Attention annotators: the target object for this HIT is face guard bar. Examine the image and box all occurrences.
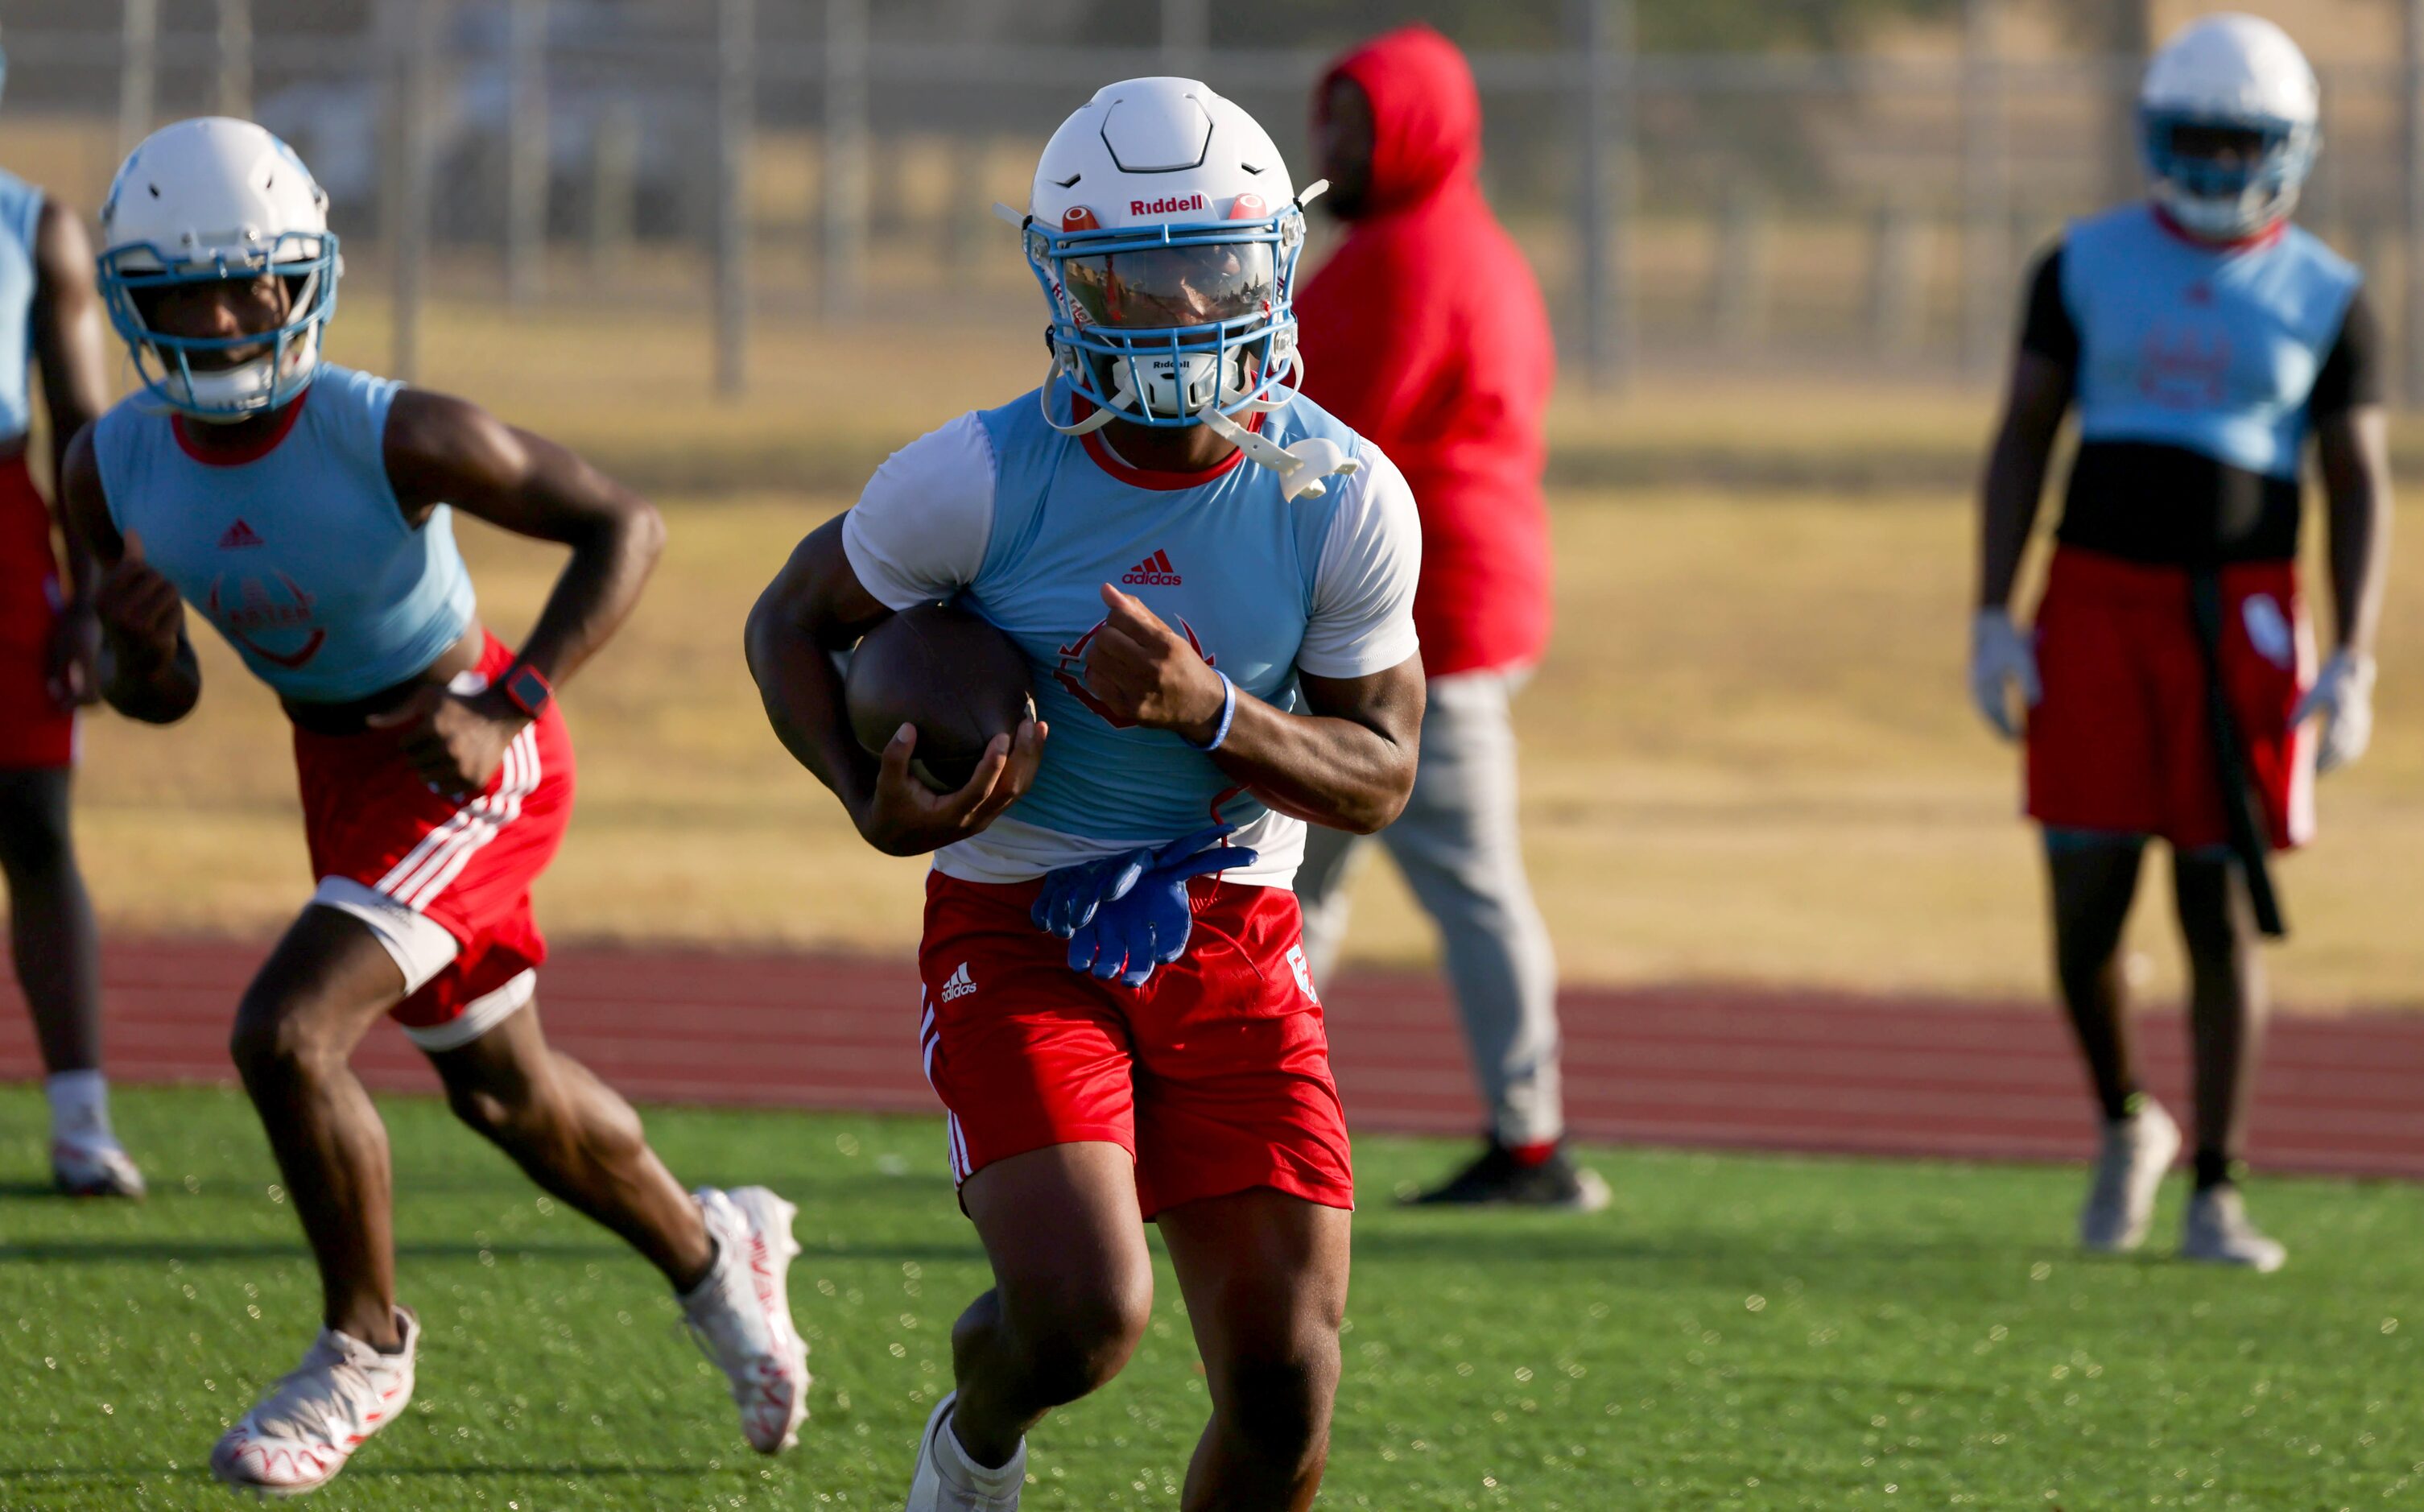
[97,229,340,420]
[1006,188,1323,432]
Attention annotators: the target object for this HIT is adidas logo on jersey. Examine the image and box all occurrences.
[940,962,977,1002]
[1121,550,1182,587]
[217,518,265,550]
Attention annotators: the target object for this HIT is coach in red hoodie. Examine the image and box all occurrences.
[1294,25,1598,1211]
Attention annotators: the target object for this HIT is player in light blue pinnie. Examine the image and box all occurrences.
[749,75,1426,1511]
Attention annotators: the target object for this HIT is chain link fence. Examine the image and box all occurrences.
[7,0,2424,398]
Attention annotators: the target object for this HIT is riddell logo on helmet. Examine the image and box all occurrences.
[1131,193,1207,216]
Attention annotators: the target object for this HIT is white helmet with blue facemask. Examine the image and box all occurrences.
[2140,14,2320,242]
[97,118,340,421]
[1002,76,1357,500]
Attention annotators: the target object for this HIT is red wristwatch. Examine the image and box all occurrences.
[499,662,554,721]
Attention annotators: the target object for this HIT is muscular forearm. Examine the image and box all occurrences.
[104,638,200,724]
[744,589,878,819]
[1208,692,1418,836]
[512,507,664,689]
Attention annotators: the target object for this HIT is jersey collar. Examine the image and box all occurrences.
[1072,396,1261,492]
[2149,202,2288,254]
[172,386,311,468]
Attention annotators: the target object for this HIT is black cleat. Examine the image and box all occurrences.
[1403,1138,1610,1212]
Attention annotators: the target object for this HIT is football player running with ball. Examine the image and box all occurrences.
[67,120,809,1494]
[1973,17,2390,1272]
[749,78,1423,1512]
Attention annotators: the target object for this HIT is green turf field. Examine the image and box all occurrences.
[2,1087,2418,1509]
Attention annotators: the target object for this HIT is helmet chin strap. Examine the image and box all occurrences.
[1036,361,1120,437]
[1195,351,1359,502]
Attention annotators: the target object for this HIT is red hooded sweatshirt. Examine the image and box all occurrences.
[1295,25,1555,677]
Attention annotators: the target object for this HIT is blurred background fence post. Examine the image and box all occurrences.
[22,2,2424,400]
[715,0,754,396]
[384,0,441,384]
[1161,0,1209,73]
[2406,0,2424,403]
[1960,0,2007,382]
[1869,199,1929,358]
[821,0,869,324]
[214,0,251,121]
[116,0,155,158]
[1573,0,1636,392]
[506,0,547,309]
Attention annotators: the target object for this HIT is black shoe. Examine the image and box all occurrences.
[1404,1139,1611,1211]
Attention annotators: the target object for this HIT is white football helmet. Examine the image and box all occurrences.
[2140,14,2319,241]
[1004,77,1355,498]
[97,118,340,420]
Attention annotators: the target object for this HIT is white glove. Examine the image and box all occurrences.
[2293,648,2376,774]
[1969,608,2040,742]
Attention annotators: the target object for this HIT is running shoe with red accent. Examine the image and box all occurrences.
[210,1307,418,1496]
[51,1137,146,1199]
[683,1186,811,1453]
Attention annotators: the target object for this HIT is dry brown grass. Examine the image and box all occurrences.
[22,267,2422,1008]
[67,473,2424,1010]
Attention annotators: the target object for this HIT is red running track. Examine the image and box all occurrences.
[4,938,2421,1180]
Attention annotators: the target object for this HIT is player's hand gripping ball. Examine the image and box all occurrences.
[846,605,1038,790]
[1034,824,1257,988]
[844,604,1047,856]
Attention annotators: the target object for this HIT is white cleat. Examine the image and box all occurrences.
[2078,1099,2180,1254]
[2181,1186,2287,1273]
[51,1137,146,1199]
[683,1186,811,1454]
[210,1308,418,1497]
[907,1391,1026,1511]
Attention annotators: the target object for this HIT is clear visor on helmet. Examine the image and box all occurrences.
[1063,242,1275,336]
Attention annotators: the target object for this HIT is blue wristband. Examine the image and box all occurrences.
[1191,672,1237,753]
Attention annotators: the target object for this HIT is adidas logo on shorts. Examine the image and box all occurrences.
[941,962,977,1002]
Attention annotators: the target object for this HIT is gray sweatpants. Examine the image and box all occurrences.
[1295,668,1564,1146]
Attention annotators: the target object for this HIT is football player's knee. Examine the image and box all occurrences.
[1010,1270,1153,1403]
[228,1004,346,1084]
[1214,1341,1340,1467]
[444,1075,565,1155]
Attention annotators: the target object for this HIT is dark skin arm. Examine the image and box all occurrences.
[1079,580,1422,834]
[744,516,1046,857]
[58,424,204,725]
[2310,403,2393,659]
[1976,350,2073,613]
[31,199,112,707]
[372,389,666,795]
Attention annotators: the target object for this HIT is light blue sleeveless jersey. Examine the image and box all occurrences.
[965,391,1360,848]
[2063,204,2361,481]
[0,171,44,444]
[92,365,477,702]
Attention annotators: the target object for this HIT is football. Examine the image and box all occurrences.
[844,603,1038,792]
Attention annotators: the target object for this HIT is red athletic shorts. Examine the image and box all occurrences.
[294,633,574,1043]
[2027,546,2314,852]
[917,872,1354,1220]
[0,453,75,770]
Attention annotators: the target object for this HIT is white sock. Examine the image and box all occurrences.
[46,1070,116,1146]
[936,1405,1026,1497]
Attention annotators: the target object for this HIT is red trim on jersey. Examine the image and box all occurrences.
[172,386,310,467]
[2148,202,2289,254]
[1072,396,1261,492]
